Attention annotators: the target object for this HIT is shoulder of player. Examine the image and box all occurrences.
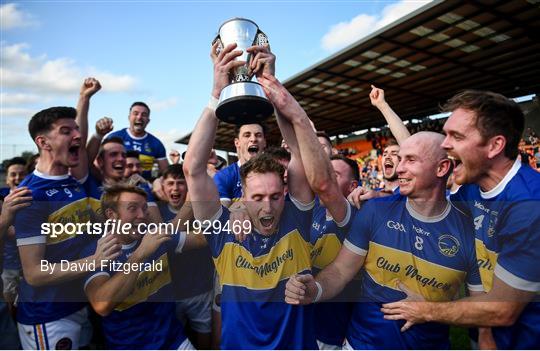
[106,128,126,138]
[214,163,237,179]
[507,166,540,200]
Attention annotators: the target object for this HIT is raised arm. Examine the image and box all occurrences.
[71,77,101,180]
[260,73,325,206]
[369,85,410,145]
[87,117,114,179]
[184,42,244,221]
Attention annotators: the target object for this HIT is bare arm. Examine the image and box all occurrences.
[85,231,170,316]
[0,188,32,241]
[382,275,534,328]
[157,159,169,174]
[18,234,120,287]
[87,117,114,178]
[258,73,314,205]
[71,78,101,180]
[369,85,410,145]
[184,42,245,221]
[285,246,365,304]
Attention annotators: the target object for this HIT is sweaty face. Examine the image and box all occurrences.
[124,157,142,178]
[331,159,357,197]
[396,139,440,199]
[242,172,285,236]
[41,119,82,169]
[442,108,490,186]
[100,143,127,181]
[163,176,187,208]
[129,105,150,136]
[234,124,266,164]
[382,145,400,181]
[6,164,26,189]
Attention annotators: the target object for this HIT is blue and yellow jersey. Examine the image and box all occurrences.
[213,161,242,203]
[159,202,214,299]
[83,233,187,349]
[14,170,93,324]
[345,193,482,349]
[451,159,540,349]
[106,128,166,179]
[206,194,317,349]
[310,201,359,346]
[1,187,22,271]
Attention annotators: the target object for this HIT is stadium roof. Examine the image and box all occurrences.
[176,0,540,152]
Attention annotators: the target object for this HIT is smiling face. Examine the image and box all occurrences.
[6,164,26,189]
[442,108,490,185]
[124,157,142,178]
[99,142,127,181]
[234,124,266,164]
[382,144,400,181]
[396,133,448,199]
[128,104,150,137]
[242,172,285,236]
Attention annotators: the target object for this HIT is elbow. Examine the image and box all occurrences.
[91,301,113,317]
[182,156,204,178]
[494,308,520,327]
[182,162,194,179]
[23,271,47,287]
[310,177,332,196]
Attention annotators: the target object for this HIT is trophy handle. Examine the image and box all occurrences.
[212,36,224,56]
[255,31,269,47]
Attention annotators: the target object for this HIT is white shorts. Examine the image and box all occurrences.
[175,290,212,334]
[18,307,88,350]
[317,339,343,350]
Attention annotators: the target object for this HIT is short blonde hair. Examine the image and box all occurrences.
[100,182,147,214]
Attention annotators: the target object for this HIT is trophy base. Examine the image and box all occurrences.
[216,82,274,124]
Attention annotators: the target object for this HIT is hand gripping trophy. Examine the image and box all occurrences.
[212,18,274,124]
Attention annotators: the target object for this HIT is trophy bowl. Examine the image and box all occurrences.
[213,18,274,124]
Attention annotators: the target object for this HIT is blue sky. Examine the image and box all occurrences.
[1,0,431,161]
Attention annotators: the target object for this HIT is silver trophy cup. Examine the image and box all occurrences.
[213,18,274,124]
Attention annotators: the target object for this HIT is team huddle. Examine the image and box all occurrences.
[0,41,539,350]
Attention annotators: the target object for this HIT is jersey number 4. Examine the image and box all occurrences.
[474,215,484,230]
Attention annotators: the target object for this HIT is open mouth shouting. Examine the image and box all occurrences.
[384,160,395,174]
[247,145,259,157]
[448,154,463,174]
[112,162,125,174]
[133,121,145,132]
[68,143,80,161]
[259,214,275,231]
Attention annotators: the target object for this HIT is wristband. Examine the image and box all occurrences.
[207,96,219,112]
[314,281,323,303]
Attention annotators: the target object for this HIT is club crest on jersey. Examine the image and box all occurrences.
[487,211,498,237]
[438,234,460,257]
